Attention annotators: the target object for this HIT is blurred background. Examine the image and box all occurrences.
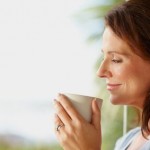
[0,0,139,149]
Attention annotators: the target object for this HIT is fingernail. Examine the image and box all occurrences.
[57,93,61,98]
[53,99,57,106]
[58,93,62,96]
[53,99,57,102]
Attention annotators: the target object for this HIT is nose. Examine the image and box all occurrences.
[96,60,112,78]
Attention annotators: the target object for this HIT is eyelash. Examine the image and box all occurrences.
[111,59,122,63]
[101,54,123,63]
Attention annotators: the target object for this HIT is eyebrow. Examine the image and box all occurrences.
[101,49,130,56]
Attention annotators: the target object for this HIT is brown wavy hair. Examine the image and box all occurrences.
[104,0,150,137]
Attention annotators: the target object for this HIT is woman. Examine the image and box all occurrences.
[54,0,150,149]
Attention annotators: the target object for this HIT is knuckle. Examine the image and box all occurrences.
[65,104,71,111]
[54,114,59,121]
[57,107,64,114]
[70,120,83,131]
[67,125,74,133]
[75,120,83,129]
[54,119,59,124]
[61,132,70,142]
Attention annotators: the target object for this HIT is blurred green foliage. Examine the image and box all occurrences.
[74,0,124,44]
[0,142,63,150]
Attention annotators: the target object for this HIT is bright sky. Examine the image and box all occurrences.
[0,0,102,143]
[0,0,101,102]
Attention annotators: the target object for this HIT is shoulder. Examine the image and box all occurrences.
[114,127,141,150]
[141,138,150,150]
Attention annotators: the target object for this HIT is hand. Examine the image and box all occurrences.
[54,94,101,150]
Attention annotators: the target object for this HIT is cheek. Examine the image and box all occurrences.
[112,62,143,80]
[119,65,149,96]
[112,65,130,80]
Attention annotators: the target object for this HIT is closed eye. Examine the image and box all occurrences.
[112,59,122,63]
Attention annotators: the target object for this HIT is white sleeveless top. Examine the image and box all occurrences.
[114,127,150,150]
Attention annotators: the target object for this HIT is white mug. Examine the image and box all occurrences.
[63,93,103,122]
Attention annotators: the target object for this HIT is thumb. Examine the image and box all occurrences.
[91,99,101,130]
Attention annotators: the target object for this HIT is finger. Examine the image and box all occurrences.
[54,113,64,129]
[54,114,65,138]
[91,99,101,130]
[54,100,71,124]
[58,94,83,121]
[54,113,63,126]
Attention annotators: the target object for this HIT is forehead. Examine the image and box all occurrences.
[102,27,133,55]
[102,27,150,63]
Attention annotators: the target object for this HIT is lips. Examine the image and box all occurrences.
[106,83,122,90]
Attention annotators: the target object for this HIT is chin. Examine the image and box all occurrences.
[109,95,125,105]
[110,99,120,105]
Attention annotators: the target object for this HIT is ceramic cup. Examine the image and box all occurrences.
[62,93,103,122]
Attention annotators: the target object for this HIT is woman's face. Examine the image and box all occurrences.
[97,27,150,109]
